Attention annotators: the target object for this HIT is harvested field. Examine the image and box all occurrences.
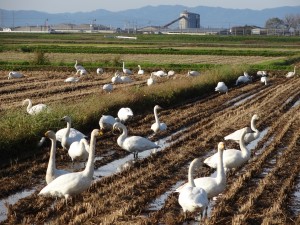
[1,68,300,224]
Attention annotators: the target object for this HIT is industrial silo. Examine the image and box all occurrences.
[179,10,200,29]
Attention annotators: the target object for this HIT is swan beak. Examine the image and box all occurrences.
[98,130,103,136]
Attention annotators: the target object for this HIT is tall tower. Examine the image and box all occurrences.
[179,10,200,29]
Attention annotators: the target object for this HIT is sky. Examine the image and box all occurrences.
[1,0,300,13]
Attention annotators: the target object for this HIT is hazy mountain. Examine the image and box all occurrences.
[0,5,299,29]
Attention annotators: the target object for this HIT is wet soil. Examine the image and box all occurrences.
[1,70,300,225]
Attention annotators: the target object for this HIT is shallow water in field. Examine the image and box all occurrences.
[0,189,36,222]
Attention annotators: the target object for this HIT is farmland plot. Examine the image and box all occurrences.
[1,72,300,224]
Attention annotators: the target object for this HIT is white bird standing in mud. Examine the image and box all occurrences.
[44,130,70,184]
[122,61,133,75]
[74,60,86,75]
[113,122,159,159]
[39,129,102,200]
[178,158,209,220]
[22,99,48,115]
[138,65,144,75]
[151,105,167,133]
[286,66,297,78]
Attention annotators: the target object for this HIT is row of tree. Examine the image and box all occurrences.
[265,14,300,29]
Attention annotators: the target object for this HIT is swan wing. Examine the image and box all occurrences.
[56,128,86,143]
[123,136,159,152]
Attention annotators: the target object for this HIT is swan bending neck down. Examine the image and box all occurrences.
[45,130,69,184]
[205,128,250,170]
[39,129,102,200]
[177,142,226,201]
[113,122,159,159]
[178,158,209,220]
[151,105,167,133]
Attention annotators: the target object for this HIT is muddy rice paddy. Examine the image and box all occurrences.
[0,69,300,224]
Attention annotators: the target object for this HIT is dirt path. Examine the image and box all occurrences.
[1,73,300,224]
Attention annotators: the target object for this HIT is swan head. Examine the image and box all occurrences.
[218,142,225,151]
[45,130,56,139]
[112,122,125,134]
[91,129,103,138]
[252,114,259,120]
[22,99,30,106]
[61,115,71,123]
[155,105,163,110]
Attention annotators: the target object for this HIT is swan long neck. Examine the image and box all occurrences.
[216,147,225,184]
[25,100,32,112]
[119,124,128,141]
[83,133,96,178]
[154,107,160,124]
[65,120,71,138]
[240,130,249,158]
[251,118,258,133]
[188,159,198,187]
[47,136,56,174]
[123,62,125,69]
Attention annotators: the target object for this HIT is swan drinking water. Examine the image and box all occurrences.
[39,129,102,200]
[22,99,48,115]
[224,114,260,144]
[151,105,167,133]
[113,122,159,159]
[44,130,70,184]
[178,158,209,220]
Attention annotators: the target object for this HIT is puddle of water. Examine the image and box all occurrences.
[290,174,300,214]
[292,99,300,108]
[0,189,36,222]
[147,181,185,211]
[233,93,257,106]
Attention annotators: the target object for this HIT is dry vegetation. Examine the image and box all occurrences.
[1,66,300,224]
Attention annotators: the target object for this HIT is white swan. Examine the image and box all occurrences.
[44,130,69,184]
[22,99,48,115]
[257,71,267,76]
[74,60,85,75]
[68,138,89,162]
[205,128,250,170]
[96,67,104,74]
[99,115,119,131]
[151,105,167,133]
[8,71,24,79]
[122,61,133,75]
[103,83,113,93]
[120,76,133,83]
[147,73,155,86]
[177,142,226,200]
[260,76,268,85]
[64,77,80,83]
[286,66,297,78]
[224,114,260,144]
[152,70,167,77]
[178,158,209,220]
[236,72,252,85]
[117,107,133,123]
[215,81,228,94]
[57,116,86,150]
[111,72,122,84]
[138,65,144,75]
[113,122,159,159]
[167,70,175,77]
[187,70,200,77]
[39,129,102,200]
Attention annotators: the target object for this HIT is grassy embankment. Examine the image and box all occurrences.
[0,33,300,166]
